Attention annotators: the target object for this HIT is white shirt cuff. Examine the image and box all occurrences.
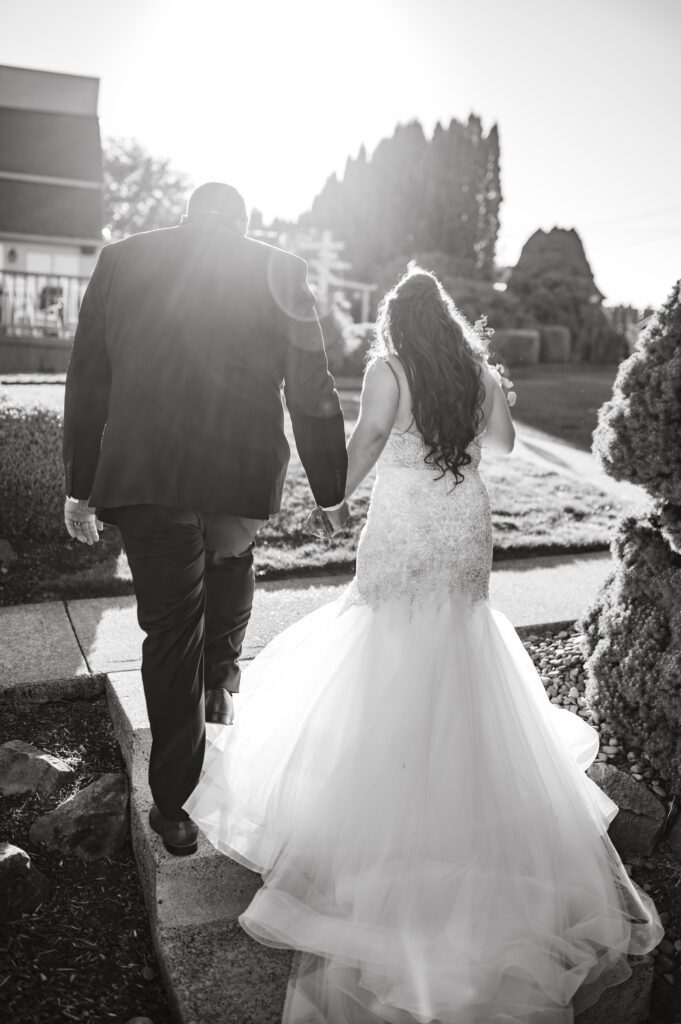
[320,500,345,511]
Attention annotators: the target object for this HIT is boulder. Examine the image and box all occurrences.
[586,762,665,857]
[29,772,129,862]
[0,739,74,797]
[0,842,52,923]
[0,538,18,573]
[660,811,681,862]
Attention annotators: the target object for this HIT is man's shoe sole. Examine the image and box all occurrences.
[149,808,199,856]
[206,711,231,725]
[161,836,198,856]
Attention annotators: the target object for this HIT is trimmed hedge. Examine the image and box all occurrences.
[539,326,571,363]
[580,279,681,792]
[580,513,681,794]
[490,329,540,367]
[0,397,64,543]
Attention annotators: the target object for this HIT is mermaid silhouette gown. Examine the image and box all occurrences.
[182,424,663,1024]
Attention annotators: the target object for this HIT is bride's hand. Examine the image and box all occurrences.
[305,506,333,539]
[489,362,516,407]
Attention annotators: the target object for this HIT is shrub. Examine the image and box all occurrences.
[489,328,540,367]
[579,279,681,793]
[0,397,64,543]
[580,514,681,793]
[592,283,681,501]
[340,322,374,377]
[539,326,571,363]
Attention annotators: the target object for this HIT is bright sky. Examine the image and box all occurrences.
[2,0,679,308]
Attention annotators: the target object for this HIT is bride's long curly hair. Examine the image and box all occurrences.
[369,265,489,485]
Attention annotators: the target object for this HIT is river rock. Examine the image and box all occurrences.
[29,772,129,861]
[0,739,74,797]
[660,810,681,863]
[0,842,52,923]
[0,538,18,572]
[586,762,665,857]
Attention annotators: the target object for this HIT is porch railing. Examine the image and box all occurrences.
[0,270,91,341]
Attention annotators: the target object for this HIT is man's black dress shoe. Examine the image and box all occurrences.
[149,803,198,856]
[205,687,234,725]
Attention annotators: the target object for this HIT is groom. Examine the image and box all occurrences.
[63,182,349,856]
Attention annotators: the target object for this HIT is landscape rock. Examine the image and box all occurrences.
[29,772,130,861]
[586,762,666,858]
[0,538,18,572]
[660,811,681,862]
[0,842,52,923]
[0,739,74,797]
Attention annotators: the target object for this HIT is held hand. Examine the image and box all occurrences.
[324,501,350,534]
[64,497,103,545]
[304,502,350,539]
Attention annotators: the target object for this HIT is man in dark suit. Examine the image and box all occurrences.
[63,182,348,856]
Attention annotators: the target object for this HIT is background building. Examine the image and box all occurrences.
[0,64,103,365]
[0,63,103,277]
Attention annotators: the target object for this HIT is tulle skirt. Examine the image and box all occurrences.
[182,587,664,1023]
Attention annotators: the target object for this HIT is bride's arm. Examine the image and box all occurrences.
[479,362,516,454]
[344,359,400,500]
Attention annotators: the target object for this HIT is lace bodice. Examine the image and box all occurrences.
[341,425,493,613]
[379,427,483,471]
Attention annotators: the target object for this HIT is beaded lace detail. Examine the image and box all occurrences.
[340,427,492,613]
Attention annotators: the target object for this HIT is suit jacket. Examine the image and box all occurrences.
[63,218,347,519]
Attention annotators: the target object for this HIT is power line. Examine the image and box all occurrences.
[592,226,681,248]
[584,204,681,228]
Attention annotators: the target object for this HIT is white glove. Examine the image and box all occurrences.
[64,497,103,545]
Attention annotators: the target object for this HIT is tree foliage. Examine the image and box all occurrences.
[300,115,502,286]
[102,137,193,240]
[580,279,681,795]
[507,227,624,362]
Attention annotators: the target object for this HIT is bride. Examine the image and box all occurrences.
[182,266,663,1023]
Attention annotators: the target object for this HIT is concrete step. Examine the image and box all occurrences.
[106,671,261,930]
[106,668,655,1023]
[156,919,293,1024]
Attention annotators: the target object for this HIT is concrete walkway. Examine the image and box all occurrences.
[1,551,615,695]
[513,421,649,510]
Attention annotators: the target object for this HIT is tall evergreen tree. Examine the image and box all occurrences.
[301,115,501,285]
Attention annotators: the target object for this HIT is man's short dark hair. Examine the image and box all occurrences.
[186,182,247,223]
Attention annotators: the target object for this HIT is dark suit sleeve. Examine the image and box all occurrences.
[275,254,347,508]
[63,247,112,499]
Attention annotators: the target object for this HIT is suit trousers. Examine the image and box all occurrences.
[111,504,264,821]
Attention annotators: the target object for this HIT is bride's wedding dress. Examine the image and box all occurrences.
[182,425,663,1024]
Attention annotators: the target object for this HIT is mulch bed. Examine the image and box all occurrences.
[0,697,173,1024]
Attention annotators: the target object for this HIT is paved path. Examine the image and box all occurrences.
[1,551,615,695]
[513,421,649,509]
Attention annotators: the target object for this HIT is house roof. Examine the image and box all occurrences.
[0,179,102,241]
[0,107,102,182]
[0,64,99,116]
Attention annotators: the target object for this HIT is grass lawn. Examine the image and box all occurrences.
[0,374,629,604]
[507,363,620,451]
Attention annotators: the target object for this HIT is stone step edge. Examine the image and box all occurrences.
[106,672,261,932]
